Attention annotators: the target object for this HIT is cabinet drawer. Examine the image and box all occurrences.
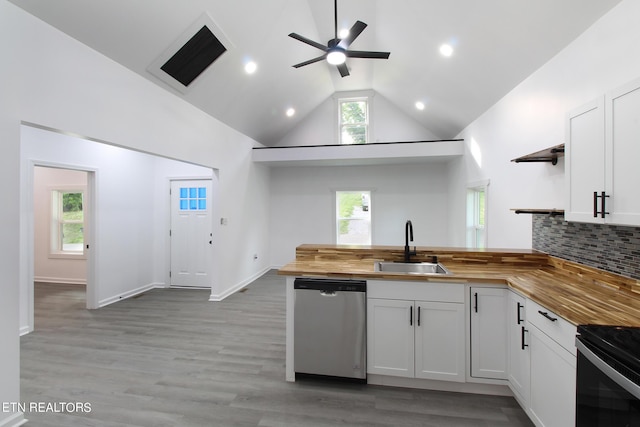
[526,299,576,355]
[367,280,464,303]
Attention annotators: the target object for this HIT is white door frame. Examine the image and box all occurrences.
[23,160,98,334]
[167,177,216,288]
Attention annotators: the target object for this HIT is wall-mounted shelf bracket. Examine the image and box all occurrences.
[511,144,565,165]
[511,209,565,216]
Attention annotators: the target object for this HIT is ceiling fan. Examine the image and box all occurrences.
[288,0,390,77]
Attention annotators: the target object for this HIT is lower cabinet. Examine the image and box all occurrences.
[526,300,577,427]
[470,287,508,380]
[367,296,465,382]
[507,290,530,405]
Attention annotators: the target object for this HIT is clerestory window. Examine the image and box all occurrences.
[339,98,369,144]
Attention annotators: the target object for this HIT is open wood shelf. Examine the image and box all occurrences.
[511,144,564,165]
[511,209,565,216]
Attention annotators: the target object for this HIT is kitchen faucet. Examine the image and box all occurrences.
[404,220,417,262]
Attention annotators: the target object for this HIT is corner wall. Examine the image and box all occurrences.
[1,1,270,423]
[449,0,640,249]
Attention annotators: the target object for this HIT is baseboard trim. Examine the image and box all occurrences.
[98,282,164,307]
[0,412,27,427]
[209,266,272,302]
[34,276,86,285]
[19,325,31,336]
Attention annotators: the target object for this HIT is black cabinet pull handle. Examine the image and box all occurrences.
[600,191,609,219]
[594,191,610,218]
[410,306,413,326]
[521,326,529,350]
[417,306,421,326]
[517,302,524,324]
[474,292,478,313]
[538,310,557,322]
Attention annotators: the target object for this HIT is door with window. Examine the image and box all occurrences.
[170,180,213,287]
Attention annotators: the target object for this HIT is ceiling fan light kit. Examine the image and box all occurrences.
[289,0,390,77]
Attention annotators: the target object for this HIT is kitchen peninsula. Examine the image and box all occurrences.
[279,244,640,427]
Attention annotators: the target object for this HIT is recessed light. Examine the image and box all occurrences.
[339,28,350,39]
[286,108,296,117]
[415,101,425,111]
[244,61,257,74]
[439,44,454,57]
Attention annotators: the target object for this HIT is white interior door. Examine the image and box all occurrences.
[170,179,213,288]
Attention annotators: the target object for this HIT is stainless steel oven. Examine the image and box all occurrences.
[576,325,640,426]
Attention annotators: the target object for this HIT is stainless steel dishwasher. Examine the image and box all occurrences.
[294,278,366,380]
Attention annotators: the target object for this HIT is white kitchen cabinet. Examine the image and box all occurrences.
[605,78,640,225]
[367,298,465,382]
[565,77,640,226]
[507,291,530,405]
[470,287,508,380]
[367,298,415,377]
[527,301,577,427]
[414,300,465,382]
[565,96,605,223]
[367,280,465,383]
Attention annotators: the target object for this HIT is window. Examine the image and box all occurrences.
[179,186,207,210]
[466,183,488,248]
[339,98,369,144]
[51,189,85,256]
[336,191,372,245]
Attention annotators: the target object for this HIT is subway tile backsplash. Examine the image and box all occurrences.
[532,214,640,280]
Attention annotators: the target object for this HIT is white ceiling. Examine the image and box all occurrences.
[9,0,622,146]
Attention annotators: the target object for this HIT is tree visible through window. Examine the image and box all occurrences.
[51,190,85,254]
[336,191,371,245]
[339,98,368,144]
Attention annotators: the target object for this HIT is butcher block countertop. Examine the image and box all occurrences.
[279,244,640,327]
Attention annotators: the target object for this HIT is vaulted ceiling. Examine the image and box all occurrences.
[9,0,621,146]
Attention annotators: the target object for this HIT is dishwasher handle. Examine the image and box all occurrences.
[320,291,337,297]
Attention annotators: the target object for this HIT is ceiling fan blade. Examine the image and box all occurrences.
[346,50,391,59]
[292,54,328,68]
[338,21,367,49]
[337,63,350,77]
[288,33,328,52]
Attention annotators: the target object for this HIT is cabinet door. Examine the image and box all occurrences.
[470,287,508,380]
[508,291,530,404]
[414,301,465,382]
[529,325,576,427]
[367,298,414,377]
[565,96,605,223]
[606,78,640,226]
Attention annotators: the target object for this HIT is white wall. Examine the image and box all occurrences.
[21,125,218,328]
[1,1,270,424]
[269,163,450,266]
[449,0,640,249]
[276,91,440,146]
[33,167,88,284]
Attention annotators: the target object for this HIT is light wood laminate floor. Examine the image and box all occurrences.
[21,271,533,426]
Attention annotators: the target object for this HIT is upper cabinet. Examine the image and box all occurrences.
[565,77,640,226]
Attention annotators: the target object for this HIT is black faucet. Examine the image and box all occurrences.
[404,220,417,262]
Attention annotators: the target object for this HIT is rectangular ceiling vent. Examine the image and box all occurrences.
[148,13,233,94]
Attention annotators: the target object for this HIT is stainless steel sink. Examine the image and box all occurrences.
[374,261,452,275]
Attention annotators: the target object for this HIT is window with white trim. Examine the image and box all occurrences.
[51,189,85,256]
[336,190,372,245]
[339,97,369,144]
[466,184,487,249]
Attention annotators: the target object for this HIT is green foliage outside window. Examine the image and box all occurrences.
[340,100,368,144]
[62,192,84,245]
